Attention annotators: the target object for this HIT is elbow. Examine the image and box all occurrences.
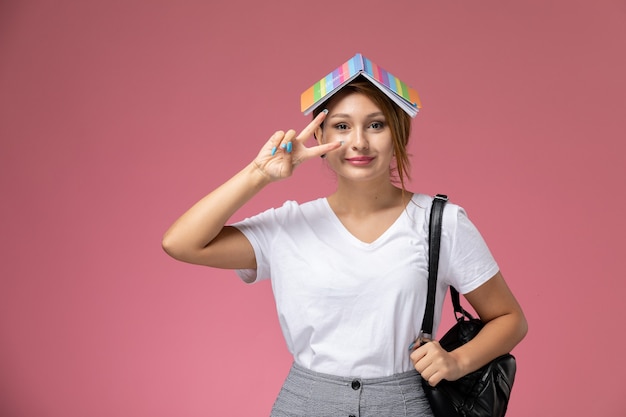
[518,313,529,342]
[509,308,529,346]
[161,231,207,265]
[161,232,186,261]
[161,233,176,258]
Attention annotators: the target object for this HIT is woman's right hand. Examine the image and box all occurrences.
[252,110,342,181]
[162,110,342,268]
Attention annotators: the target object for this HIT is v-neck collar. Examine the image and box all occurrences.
[321,194,414,248]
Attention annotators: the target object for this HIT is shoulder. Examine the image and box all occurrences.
[409,193,482,249]
[236,198,327,226]
[280,197,326,210]
[274,198,327,218]
[409,193,465,228]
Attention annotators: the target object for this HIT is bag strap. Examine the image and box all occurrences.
[420,194,448,340]
[450,284,476,321]
[421,195,478,341]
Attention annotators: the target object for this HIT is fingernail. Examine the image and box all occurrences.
[286,142,293,153]
[339,141,344,146]
[322,109,329,114]
[271,146,277,156]
[281,143,287,149]
[408,341,416,351]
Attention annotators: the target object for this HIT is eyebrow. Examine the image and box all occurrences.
[327,111,385,120]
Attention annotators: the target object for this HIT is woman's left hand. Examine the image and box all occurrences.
[410,341,466,387]
[411,273,528,387]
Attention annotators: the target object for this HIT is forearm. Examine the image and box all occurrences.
[161,161,271,260]
[162,114,338,265]
[450,309,528,377]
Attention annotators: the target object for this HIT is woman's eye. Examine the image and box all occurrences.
[369,121,385,129]
[335,123,348,130]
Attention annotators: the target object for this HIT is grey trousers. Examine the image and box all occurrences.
[270,363,434,417]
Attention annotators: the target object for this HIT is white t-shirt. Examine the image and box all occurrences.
[233,193,498,378]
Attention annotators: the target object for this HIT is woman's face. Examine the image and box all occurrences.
[316,92,395,184]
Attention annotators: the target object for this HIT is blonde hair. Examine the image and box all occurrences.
[313,77,413,190]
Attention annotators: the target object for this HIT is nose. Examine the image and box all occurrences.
[350,128,369,151]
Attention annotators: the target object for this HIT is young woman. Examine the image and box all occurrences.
[162,77,527,416]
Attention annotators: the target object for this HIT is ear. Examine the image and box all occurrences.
[314,126,324,145]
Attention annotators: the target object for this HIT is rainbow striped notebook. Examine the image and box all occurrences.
[300,53,421,118]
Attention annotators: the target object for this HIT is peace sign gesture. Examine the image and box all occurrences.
[253,110,342,182]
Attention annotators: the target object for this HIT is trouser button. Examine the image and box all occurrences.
[351,379,361,390]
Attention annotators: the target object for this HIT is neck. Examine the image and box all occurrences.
[329,178,408,215]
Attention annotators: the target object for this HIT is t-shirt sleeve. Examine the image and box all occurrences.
[440,204,500,294]
[231,207,279,283]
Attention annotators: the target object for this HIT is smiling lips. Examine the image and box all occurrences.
[345,156,375,166]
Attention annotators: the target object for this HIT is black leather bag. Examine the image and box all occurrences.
[420,195,516,417]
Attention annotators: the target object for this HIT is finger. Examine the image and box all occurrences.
[283,129,297,150]
[424,369,444,387]
[411,356,428,374]
[276,129,297,155]
[414,354,443,387]
[268,131,285,156]
[295,110,328,142]
[411,342,442,373]
[270,130,285,145]
[409,348,423,364]
[309,141,342,158]
[410,341,431,361]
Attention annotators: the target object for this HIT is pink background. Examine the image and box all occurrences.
[1,1,625,416]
